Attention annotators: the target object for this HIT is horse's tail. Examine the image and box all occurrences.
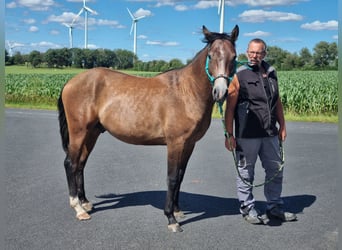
[57,92,69,153]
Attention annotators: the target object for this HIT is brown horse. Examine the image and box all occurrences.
[58,25,239,232]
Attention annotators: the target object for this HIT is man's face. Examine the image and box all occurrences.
[246,42,266,66]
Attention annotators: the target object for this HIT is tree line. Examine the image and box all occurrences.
[5,40,337,71]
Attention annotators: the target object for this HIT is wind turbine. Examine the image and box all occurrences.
[218,0,225,33]
[127,8,147,57]
[75,0,98,49]
[6,41,17,56]
[62,15,78,48]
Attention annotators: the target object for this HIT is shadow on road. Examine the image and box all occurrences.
[91,191,316,226]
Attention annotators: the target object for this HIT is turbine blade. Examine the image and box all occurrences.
[218,0,222,14]
[62,23,70,28]
[127,8,134,19]
[136,15,146,21]
[130,22,134,35]
[72,9,83,25]
[84,6,97,15]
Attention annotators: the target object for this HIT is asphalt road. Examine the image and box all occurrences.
[3,108,338,250]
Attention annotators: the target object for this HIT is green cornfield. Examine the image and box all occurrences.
[4,70,338,116]
[277,71,337,115]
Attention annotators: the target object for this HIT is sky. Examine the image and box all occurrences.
[5,0,338,63]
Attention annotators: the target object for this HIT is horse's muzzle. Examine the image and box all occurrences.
[212,78,228,102]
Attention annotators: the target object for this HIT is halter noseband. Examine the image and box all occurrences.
[205,55,236,86]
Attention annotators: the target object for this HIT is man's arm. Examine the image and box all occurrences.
[224,75,239,151]
[276,97,286,141]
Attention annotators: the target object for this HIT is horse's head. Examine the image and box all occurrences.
[202,25,239,102]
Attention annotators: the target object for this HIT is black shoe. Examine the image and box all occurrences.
[266,206,297,222]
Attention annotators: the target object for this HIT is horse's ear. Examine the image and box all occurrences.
[230,25,239,42]
[202,25,211,37]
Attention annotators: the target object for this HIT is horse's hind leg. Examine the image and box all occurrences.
[65,127,101,220]
[77,128,102,212]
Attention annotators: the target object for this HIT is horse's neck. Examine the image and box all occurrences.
[180,50,211,94]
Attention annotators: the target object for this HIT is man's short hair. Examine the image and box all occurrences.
[248,38,267,52]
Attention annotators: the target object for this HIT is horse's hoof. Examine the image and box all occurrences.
[174,211,185,219]
[81,202,93,212]
[167,223,183,233]
[77,212,91,221]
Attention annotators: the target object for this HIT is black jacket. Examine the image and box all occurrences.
[234,61,279,138]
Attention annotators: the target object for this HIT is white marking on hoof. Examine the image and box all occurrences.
[174,211,185,219]
[70,196,90,220]
[77,212,91,221]
[81,202,93,212]
[167,223,183,233]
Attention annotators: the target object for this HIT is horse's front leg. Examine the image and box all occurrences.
[165,142,195,232]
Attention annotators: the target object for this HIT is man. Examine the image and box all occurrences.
[224,38,297,224]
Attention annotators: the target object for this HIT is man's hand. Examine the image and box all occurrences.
[225,135,236,151]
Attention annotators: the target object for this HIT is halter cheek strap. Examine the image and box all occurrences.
[205,55,236,86]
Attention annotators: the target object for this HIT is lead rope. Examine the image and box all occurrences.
[217,101,285,188]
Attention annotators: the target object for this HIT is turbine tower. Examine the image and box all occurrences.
[127,8,146,57]
[218,0,225,33]
[75,0,98,49]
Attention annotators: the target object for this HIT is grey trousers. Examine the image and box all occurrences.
[235,136,284,212]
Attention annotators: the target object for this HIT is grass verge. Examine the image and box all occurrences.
[5,102,338,123]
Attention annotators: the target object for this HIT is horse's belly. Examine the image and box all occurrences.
[102,114,166,145]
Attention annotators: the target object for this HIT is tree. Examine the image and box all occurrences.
[28,50,42,67]
[282,53,301,70]
[5,49,10,65]
[299,47,312,69]
[312,41,337,69]
[266,46,291,70]
[115,49,134,69]
[12,51,24,65]
[328,42,338,69]
[95,49,117,68]
[45,48,71,68]
[169,59,184,69]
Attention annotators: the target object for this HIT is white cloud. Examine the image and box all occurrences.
[47,12,78,24]
[233,0,308,7]
[154,1,175,8]
[47,12,125,29]
[300,20,338,30]
[135,8,152,17]
[175,5,188,11]
[244,30,271,37]
[194,1,217,9]
[31,41,60,48]
[97,19,125,28]
[146,40,179,46]
[6,2,17,8]
[17,0,55,11]
[239,9,303,22]
[23,18,36,24]
[87,44,98,49]
[50,30,60,35]
[29,26,39,32]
